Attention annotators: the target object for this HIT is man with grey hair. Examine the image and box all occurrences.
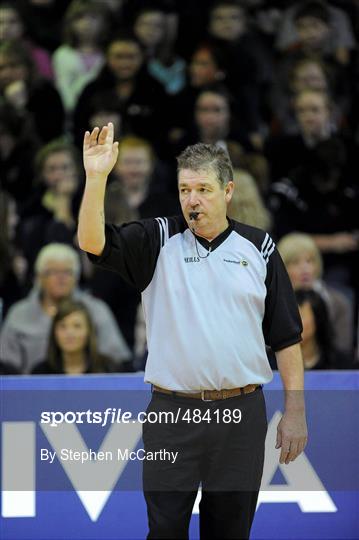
[78,123,307,539]
[0,243,131,373]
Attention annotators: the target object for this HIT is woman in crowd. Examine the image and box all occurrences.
[0,1,53,79]
[18,139,83,274]
[32,299,118,374]
[278,232,353,355]
[0,40,64,143]
[227,170,272,231]
[52,0,110,113]
[73,33,169,156]
[173,86,269,193]
[295,289,355,370]
[0,190,29,320]
[133,5,186,96]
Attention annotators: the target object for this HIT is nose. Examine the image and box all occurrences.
[188,190,200,207]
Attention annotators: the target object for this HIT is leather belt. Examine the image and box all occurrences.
[152,384,260,401]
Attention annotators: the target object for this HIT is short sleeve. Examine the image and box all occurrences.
[262,246,303,351]
[86,219,161,292]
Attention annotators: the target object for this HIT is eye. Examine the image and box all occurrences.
[180,188,188,194]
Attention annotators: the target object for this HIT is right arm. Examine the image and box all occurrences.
[77,123,119,255]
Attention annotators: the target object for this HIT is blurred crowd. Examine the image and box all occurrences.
[1,0,359,375]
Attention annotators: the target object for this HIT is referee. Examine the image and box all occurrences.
[78,123,308,539]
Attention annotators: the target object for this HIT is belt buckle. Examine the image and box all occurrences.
[201,390,214,402]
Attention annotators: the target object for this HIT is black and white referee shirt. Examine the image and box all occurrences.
[88,216,302,391]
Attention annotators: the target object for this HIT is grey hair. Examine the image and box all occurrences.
[35,243,81,280]
[177,143,233,187]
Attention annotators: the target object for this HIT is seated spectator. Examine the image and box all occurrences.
[265,89,357,182]
[52,0,109,113]
[15,0,71,53]
[18,139,83,273]
[295,288,355,369]
[268,138,359,293]
[173,86,269,193]
[0,190,29,320]
[133,5,186,95]
[227,170,272,231]
[278,232,353,355]
[32,299,123,374]
[0,243,131,374]
[133,6,167,60]
[106,136,180,220]
[0,1,53,79]
[276,0,356,66]
[0,103,40,206]
[73,33,170,156]
[0,40,64,143]
[206,0,272,147]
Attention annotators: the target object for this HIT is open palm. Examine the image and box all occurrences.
[83,123,119,178]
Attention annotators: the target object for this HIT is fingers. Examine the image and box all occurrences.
[106,122,114,144]
[279,440,291,464]
[279,437,307,464]
[98,124,108,145]
[90,126,100,146]
[84,123,114,149]
[83,130,90,152]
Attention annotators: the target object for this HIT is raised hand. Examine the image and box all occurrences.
[83,122,119,180]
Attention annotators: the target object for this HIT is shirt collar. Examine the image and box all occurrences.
[194,218,233,252]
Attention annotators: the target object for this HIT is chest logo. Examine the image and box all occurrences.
[184,257,200,263]
[223,259,249,266]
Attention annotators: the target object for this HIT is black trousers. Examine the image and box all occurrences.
[143,387,267,539]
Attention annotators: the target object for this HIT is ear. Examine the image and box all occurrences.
[224,181,234,203]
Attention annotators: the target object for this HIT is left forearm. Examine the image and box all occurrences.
[276,343,305,412]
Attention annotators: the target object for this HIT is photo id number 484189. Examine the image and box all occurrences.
[180,408,242,424]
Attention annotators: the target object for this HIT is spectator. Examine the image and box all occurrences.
[32,299,122,374]
[268,137,359,293]
[265,89,357,182]
[227,170,272,231]
[133,6,168,60]
[73,33,170,156]
[207,0,271,146]
[133,6,186,95]
[0,243,131,374]
[16,0,71,52]
[173,86,269,192]
[276,0,356,66]
[0,1,53,79]
[18,139,83,273]
[0,190,29,321]
[52,0,109,113]
[0,103,40,205]
[106,136,179,220]
[0,40,64,143]
[295,288,355,369]
[278,232,353,355]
